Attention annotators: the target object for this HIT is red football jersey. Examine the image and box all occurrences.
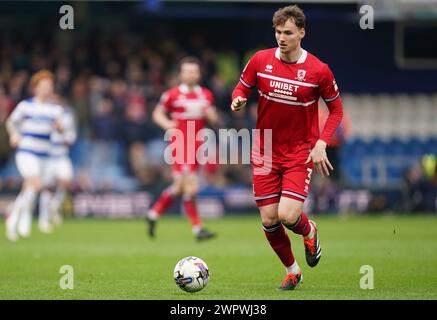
[239,48,340,161]
[160,83,214,127]
[159,84,215,164]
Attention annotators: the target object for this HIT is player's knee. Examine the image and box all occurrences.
[172,186,183,196]
[259,204,279,226]
[22,184,37,204]
[183,180,198,196]
[36,180,43,192]
[261,216,280,227]
[25,178,42,192]
[183,186,198,197]
[278,206,302,225]
[59,180,71,190]
[171,181,183,195]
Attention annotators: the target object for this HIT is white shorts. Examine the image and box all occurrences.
[43,157,74,186]
[16,152,48,179]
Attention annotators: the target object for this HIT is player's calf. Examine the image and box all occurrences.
[283,213,321,267]
[145,210,158,238]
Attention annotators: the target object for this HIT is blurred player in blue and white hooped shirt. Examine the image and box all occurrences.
[5,70,64,241]
[38,94,77,233]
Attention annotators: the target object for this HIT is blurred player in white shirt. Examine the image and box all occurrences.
[38,94,77,233]
[5,70,63,241]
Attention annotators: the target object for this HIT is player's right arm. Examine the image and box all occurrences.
[152,104,177,131]
[231,52,259,111]
[152,91,177,131]
[6,102,24,148]
[306,63,343,177]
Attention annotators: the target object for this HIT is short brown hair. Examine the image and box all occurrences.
[179,56,201,71]
[272,5,306,29]
[30,70,55,89]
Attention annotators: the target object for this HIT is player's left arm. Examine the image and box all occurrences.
[204,106,222,127]
[53,107,65,133]
[203,90,223,127]
[306,64,344,177]
[63,111,78,145]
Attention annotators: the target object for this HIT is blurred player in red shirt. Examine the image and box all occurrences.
[231,5,343,290]
[146,57,219,241]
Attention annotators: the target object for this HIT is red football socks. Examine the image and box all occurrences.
[151,187,175,216]
[284,212,311,237]
[182,196,202,227]
[263,223,295,267]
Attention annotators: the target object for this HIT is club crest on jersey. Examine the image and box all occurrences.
[265,64,273,72]
[296,69,306,81]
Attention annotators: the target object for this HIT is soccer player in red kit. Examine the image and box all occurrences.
[231,5,343,290]
[146,57,219,241]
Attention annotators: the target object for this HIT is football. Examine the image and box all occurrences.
[173,256,209,292]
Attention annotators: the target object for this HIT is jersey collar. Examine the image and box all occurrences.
[275,47,308,64]
[179,84,201,94]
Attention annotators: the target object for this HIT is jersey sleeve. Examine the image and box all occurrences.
[202,89,215,111]
[239,52,259,89]
[318,64,340,103]
[158,90,173,112]
[8,101,25,123]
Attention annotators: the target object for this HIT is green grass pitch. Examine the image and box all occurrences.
[1,214,437,300]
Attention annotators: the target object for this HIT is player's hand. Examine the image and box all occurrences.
[231,96,247,111]
[54,119,64,131]
[9,134,20,148]
[305,140,333,177]
[163,120,177,131]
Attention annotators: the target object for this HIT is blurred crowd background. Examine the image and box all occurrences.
[1,0,436,215]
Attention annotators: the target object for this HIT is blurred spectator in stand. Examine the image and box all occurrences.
[144,54,166,103]
[93,96,118,142]
[8,71,29,103]
[0,86,14,167]
[402,163,427,212]
[90,96,119,190]
[55,63,72,97]
[201,49,218,81]
[108,78,128,117]
[421,154,437,212]
[209,74,228,112]
[216,46,240,88]
[402,156,437,213]
[123,88,148,145]
[70,78,91,136]
[122,87,149,179]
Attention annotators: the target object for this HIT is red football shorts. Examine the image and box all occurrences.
[170,138,202,176]
[172,162,199,175]
[252,159,313,207]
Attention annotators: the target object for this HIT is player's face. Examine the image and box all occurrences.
[180,63,201,86]
[35,78,54,100]
[275,19,305,55]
